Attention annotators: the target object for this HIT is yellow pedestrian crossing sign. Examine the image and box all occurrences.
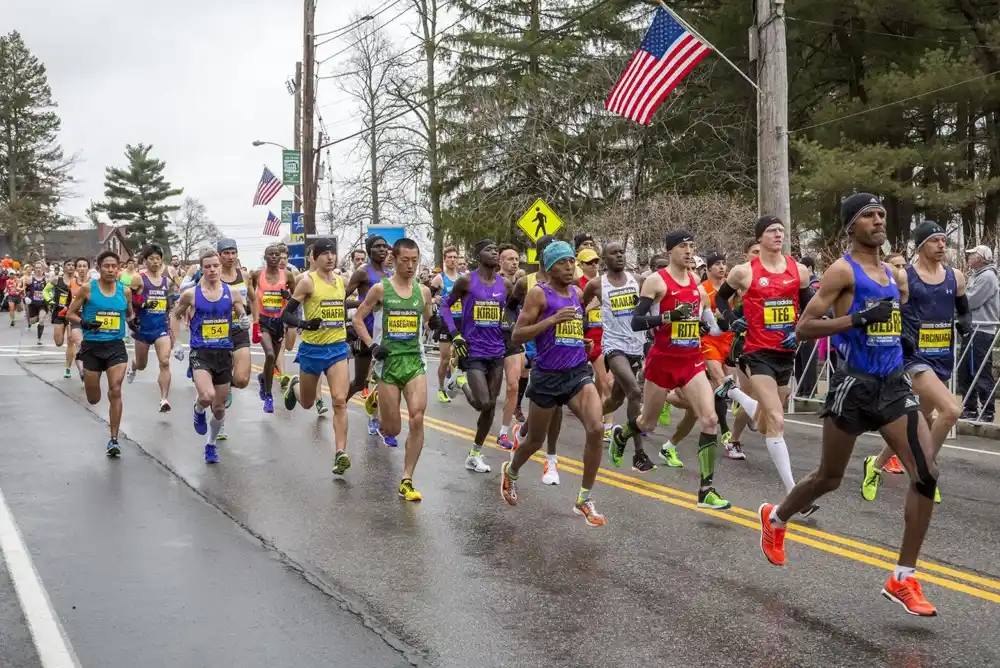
[517,199,563,242]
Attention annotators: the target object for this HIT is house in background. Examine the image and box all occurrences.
[0,223,133,264]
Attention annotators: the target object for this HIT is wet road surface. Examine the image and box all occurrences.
[4,325,1000,667]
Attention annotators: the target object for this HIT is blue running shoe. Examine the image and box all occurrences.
[193,406,208,435]
[186,365,192,380]
[106,439,121,457]
[263,395,274,414]
[367,415,380,435]
[381,432,398,448]
[225,389,233,409]
[257,372,266,401]
[204,444,219,464]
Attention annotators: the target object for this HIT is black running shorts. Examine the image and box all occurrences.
[741,349,795,386]
[525,362,594,409]
[459,355,504,375]
[230,327,251,351]
[819,367,917,436]
[604,350,643,375]
[80,339,128,373]
[190,348,234,386]
[259,316,285,343]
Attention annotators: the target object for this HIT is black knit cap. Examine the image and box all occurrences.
[840,192,884,232]
[312,237,336,258]
[665,229,694,251]
[705,251,726,269]
[754,215,783,240]
[913,220,945,250]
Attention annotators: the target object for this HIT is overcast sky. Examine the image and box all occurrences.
[10,0,413,264]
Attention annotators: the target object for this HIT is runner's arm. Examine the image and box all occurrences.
[796,262,815,309]
[170,289,195,341]
[581,278,601,312]
[124,287,135,322]
[245,284,258,323]
[511,285,551,344]
[66,283,90,325]
[795,260,858,340]
[630,271,671,331]
[421,285,434,328]
[344,267,369,305]
[715,264,747,325]
[352,282,383,348]
[280,273,314,329]
[440,275,469,335]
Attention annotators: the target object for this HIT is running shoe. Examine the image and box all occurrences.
[500,461,518,505]
[381,432,398,448]
[542,457,560,485]
[332,451,351,476]
[934,486,942,504]
[398,478,422,502]
[514,406,525,423]
[204,444,219,464]
[257,372,266,401]
[725,441,746,460]
[882,574,937,616]
[758,503,786,566]
[632,451,657,473]
[714,375,736,400]
[573,498,607,527]
[364,388,379,415]
[106,439,121,458]
[883,455,905,475]
[512,423,524,450]
[603,426,613,443]
[36,338,41,346]
[225,389,233,409]
[659,444,684,468]
[658,403,672,426]
[193,406,208,435]
[497,434,514,450]
[63,368,71,379]
[437,389,452,403]
[719,429,732,446]
[263,395,274,414]
[125,361,136,384]
[216,424,228,441]
[284,377,299,411]
[608,426,627,468]
[465,451,491,473]
[367,415,380,436]
[315,398,328,415]
[279,374,291,391]
[861,455,881,502]
[698,487,731,510]
[159,399,171,413]
[360,387,369,398]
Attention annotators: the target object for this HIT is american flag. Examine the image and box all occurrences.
[263,211,282,236]
[253,166,283,206]
[605,8,711,126]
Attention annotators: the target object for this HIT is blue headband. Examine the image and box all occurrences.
[542,241,574,270]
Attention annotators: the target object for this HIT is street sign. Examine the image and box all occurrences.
[280,200,293,226]
[290,213,305,244]
[282,150,301,185]
[366,225,406,247]
[527,248,537,264]
[516,198,563,242]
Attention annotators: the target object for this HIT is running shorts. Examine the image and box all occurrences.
[525,362,593,409]
[604,350,643,375]
[459,355,503,374]
[903,355,951,383]
[435,317,460,343]
[230,326,251,351]
[190,348,234,386]
[702,331,734,364]
[296,341,349,376]
[51,310,67,326]
[79,339,128,373]
[373,353,426,388]
[643,345,705,391]
[819,367,917,436]
[741,349,795,386]
[585,328,602,363]
[27,301,48,320]
[133,324,169,345]
[259,315,285,343]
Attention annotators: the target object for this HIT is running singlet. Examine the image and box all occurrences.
[441,272,463,321]
[600,272,644,356]
[28,276,46,301]
[534,284,586,372]
[833,255,903,376]
[81,280,127,342]
[257,268,287,318]
[460,272,505,358]
[701,280,735,347]
[380,278,424,357]
[139,274,169,326]
[301,272,347,345]
[54,278,72,308]
[651,269,702,359]
[222,269,248,320]
[902,264,956,377]
[742,255,800,355]
[360,264,392,334]
[189,284,234,350]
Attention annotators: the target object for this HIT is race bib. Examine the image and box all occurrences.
[587,310,602,328]
[554,319,584,347]
[608,288,637,317]
[917,321,951,355]
[386,310,419,341]
[96,310,121,332]
[450,299,463,316]
[33,290,43,300]
[145,298,167,313]
[865,300,902,347]
[261,292,284,311]
[670,320,700,348]
[319,299,346,329]
[201,318,230,341]
[473,300,501,328]
[58,294,68,306]
[763,297,796,331]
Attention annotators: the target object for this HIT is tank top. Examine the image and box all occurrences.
[579,275,602,331]
[257,268,287,318]
[222,269,248,320]
[6,280,21,297]
[28,276,46,301]
[380,278,424,358]
[360,264,392,334]
[743,255,800,355]
[534,284,586,371]
[600,272,644,356]
[441,271,463,320]
[651,268,702,359]
[833,255,903,376]
[81,280,127,342]
[189,284,234,350]
[902,263,956,377]
[140,274,169,326]
[701,279,735,348]
[54,277,72,308]
[460,271,506,358]
[301,271,347,345]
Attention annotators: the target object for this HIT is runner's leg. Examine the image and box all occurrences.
[106,363,126,441]
[260,330,277,397]
[232,348,251,388]
[400,375,428,481]
[153,336,172,404]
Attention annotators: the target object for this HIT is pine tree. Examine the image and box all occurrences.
[96,143,183,252]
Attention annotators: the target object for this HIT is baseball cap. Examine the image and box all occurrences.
[966,245,994,262]
[573,232,594,250]
[576,248,599,263]
[216,238,238,252]
[693,256,706,268]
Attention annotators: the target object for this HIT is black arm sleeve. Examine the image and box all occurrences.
[715,282,738,321]
[630,296,665,332]
[281,297,305,328]
[429,284,441,298]
[955,294,970,315]
[799,286,814,310]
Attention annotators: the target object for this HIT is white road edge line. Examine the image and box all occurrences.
[0,486,81,668]
[783,417,1000,457]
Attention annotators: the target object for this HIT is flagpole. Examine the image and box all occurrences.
[657,1,761,93]
[261,163,302,204]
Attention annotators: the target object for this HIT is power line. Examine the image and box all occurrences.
[313,0,396,39]
[786,16,1000,51]
[316,0,410,64]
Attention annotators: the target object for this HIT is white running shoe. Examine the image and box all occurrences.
[725,442,746,460]
[125,362,136,384]
[465,453,491,473]
[542,457,560,485]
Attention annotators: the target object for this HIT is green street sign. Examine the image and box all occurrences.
[282,150,301,185]
[280,200,293,226]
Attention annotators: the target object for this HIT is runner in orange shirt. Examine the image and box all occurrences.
[700,251,734,386]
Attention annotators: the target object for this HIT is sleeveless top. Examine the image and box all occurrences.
[441,271,463,320]
[460,271,505,358]
[902,263,957,378]
[257,268,287,318]
[189,284,234,350]
[139,274,169,328]
[600,272,644,356]
[360,264,392,334]
[651,268,702,359]
[81,280,127,342]
[833,255,903,376]
[28,276,46,301]
[534,284,586,372]
[301,271,347,346]
[222,269,248,320]
[379,278,425,358]
[742,255,800,355]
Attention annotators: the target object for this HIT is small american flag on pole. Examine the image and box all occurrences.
[605,7,711,126]
[253,166,283,206]
[263,211,282,237]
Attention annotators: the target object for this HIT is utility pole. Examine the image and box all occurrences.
[302,0,317,235]
[755,0,791,253]
[293,61,302,208]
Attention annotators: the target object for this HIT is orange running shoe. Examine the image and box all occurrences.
[758,503,786,566]
[883,455,905,475]
[512,422,523,450]
[882,574,937,616]
[573,498,607,527]
[360,387,370,399]
[500,461,518,506]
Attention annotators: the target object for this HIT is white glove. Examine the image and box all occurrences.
[709,324,722,337]
[238,314,251,330]
[173,344,186,361]
[24,297,31,305]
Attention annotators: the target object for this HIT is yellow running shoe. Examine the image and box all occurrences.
[364,388,379,416]
[398,478,422,502]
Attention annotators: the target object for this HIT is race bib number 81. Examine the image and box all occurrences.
[96,310,121,332]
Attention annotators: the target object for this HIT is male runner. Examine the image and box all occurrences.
[252,243,298,413]
[861,220,965,503]
[218,239,255,393]
[759,193,940,616]
[353,237,433,501]
[577,246,614,439]
[501,240,607,526]
[610,230,731,510]
[66,251,133,456]
[583,241,657,472]
[715,216,815,507]
[430,245,465,403]
[441,239,512,473]
[281,238,352,474]
[126,245,174,411]
[50,259,78,378]
[5,270,22,325]
[700,251,733,385]
[25,261,48,343]
[725,239,761,457]
[496,243,525,449]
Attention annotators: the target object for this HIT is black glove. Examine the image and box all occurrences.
[851,298,894,328]
[127,317,140,333]
[955,313,972,339]
[698,322,711,337]
[80,319,102,332]
[281,288,292,301]
[901,333,916,358]
[369,342,388,360]
[301,317,323,331]
[662,302,694,323]
[451,332,469,358]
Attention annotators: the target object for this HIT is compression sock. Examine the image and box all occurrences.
[715,395,729,433]
[765,435,796,493]
[517,376,528,407]
[697,431,718,488]
[727,387,758,417]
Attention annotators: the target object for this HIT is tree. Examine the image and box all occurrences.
[170,197,220,261]
[0,31,75,256]
[95,143,182,252]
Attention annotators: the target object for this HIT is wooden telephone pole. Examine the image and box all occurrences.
[754,0,791,253]
[293,61,302,207]
[302,0,317,235]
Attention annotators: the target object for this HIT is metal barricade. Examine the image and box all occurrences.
[787,336,832,414]
[953,321,1000,428]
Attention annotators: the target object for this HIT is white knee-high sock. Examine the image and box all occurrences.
[208,416,224,445]
[728,387,758,417]
[765,435,796,493]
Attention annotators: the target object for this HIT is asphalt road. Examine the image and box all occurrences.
[2,324,1000,667]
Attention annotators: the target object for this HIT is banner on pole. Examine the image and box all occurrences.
[282,150,301,185]
[280,200,293,226]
